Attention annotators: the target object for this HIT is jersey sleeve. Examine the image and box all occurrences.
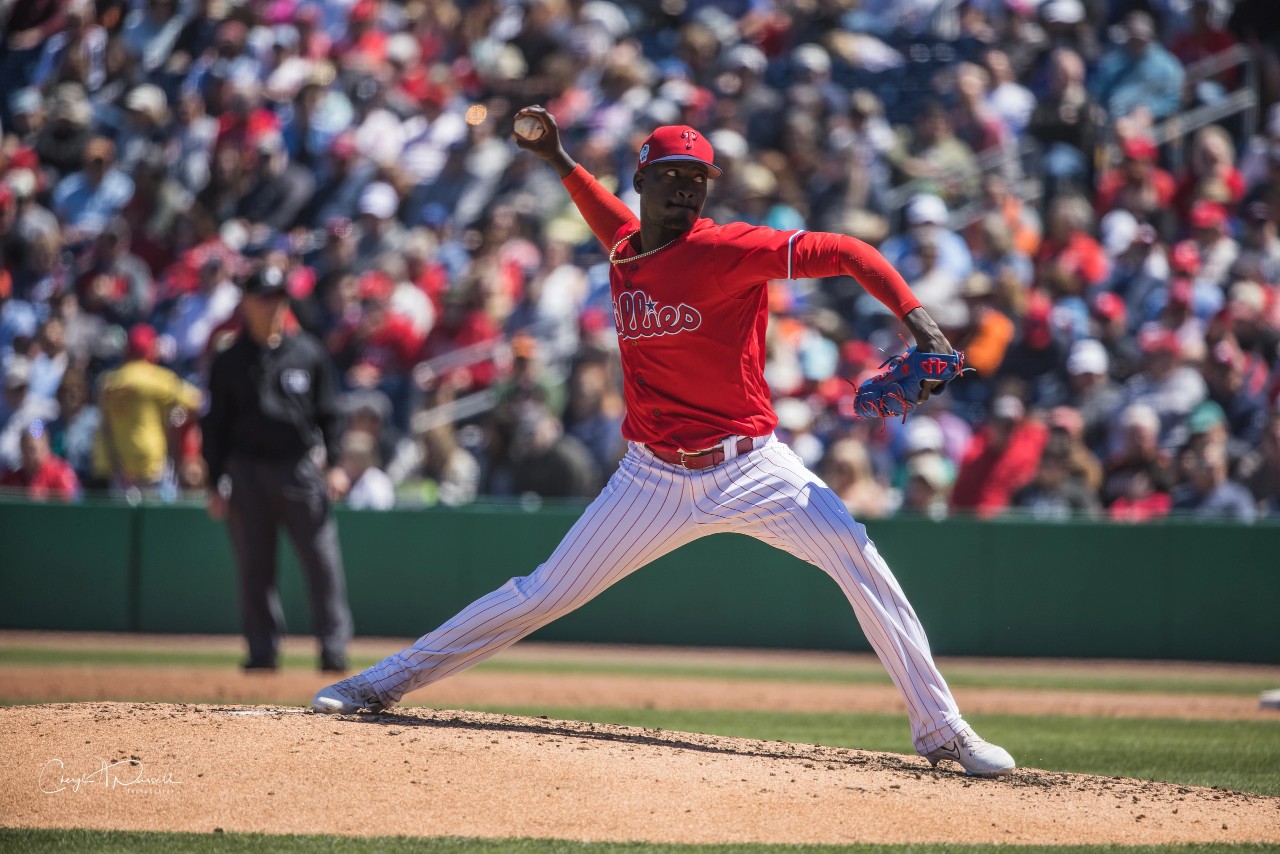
[561,165,640,250]
[792,231,922,320]
[710,222,808,297]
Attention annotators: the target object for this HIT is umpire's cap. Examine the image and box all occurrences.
[242,264,288,297]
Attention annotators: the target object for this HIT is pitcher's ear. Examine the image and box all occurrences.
[632,170,643,195]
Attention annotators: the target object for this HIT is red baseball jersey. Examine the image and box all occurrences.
[607,218,805,452]
[563,166,920,454]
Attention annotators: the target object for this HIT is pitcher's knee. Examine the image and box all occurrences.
[508,571,576,621]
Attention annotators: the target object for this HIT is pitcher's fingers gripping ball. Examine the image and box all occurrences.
[514,115,546,141]
[853,347,968,422]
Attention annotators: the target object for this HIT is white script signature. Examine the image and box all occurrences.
[40,758,182,794]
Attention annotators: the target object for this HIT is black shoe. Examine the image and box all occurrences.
[242,659,279,673]
[319,654,348,673]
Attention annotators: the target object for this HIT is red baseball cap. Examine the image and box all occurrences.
[1122,136,1158,162]
[1138,325,1180,354]
[1092,291,1127,323]
[357,270,393,302]
[637,125,722,177]
[349,0,378,23]
[1170,240,1201,275]
[126,323,158,362]
[1189,200,1227,230]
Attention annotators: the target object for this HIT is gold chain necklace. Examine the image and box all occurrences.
[609,232,681,265]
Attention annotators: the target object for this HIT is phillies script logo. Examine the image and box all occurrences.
[681,130,698,149]
[613,290,702,341]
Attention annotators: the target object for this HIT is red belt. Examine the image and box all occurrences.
[647,437,755,470]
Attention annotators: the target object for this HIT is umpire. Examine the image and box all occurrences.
[202,264,353,673]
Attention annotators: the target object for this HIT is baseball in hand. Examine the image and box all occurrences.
[514,115,546,141]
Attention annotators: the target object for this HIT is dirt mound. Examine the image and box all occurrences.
[3,703,1276,845]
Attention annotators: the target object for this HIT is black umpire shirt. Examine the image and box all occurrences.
[202,331,342,484]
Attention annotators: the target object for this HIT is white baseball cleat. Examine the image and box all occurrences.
[922,727,1015,777]
[311,674,393,714]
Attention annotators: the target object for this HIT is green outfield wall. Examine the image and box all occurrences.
[2,497,1277,662]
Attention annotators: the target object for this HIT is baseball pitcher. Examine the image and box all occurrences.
[313,108,1014,777]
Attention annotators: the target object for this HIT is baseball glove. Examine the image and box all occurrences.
[852,347,967,422]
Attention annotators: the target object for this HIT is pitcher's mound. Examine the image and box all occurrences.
[3,703,1276,845]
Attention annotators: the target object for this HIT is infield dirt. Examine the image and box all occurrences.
[3,634,1279,845]
[3,702,1279,846]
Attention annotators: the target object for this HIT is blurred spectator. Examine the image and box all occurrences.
[1047,404,1103,494]
[998,292,1069,409]
[0,420,79,502]
[1202,338,1268,459]
[957,273,1016,379]
[949,63,1008,157]
[165,255,240,371]
[1036,195,1109,301]
[46,367,99,482]
[341,429,394,510]
[34,83,94,177]
[508,402,598,499]
[1188,201,1239,286]
[1095,137,1176,218]
[1171,441,1256,522]
[893,416,956,489]
[983,49,1035,138]
[887,101,979,208]
[1119,326,1207,447]
[1170,0,1242,92]
[1028,48,1102,201]
[1235,202,1280,283]
[74,220,153,327]
[53,137,136,242]
[1174,125,1245,221]
[2,355,60,458]
[416,420,480,507]
[94,323,202,495]
[901,453,952,519]
[354,181,406,266]
[1090,12,1186,121]
[28,318,68,401]
[1012,446,1102,520]
[562,347,625,480]
[122,0,186,77]
[820,437,891,519]
[1103,403,1174,518]
[237,131,316,235]
[952,395,1049,518]
[1238,409,1280,516]
[879,194,973,284]
[1066,338,1123,456]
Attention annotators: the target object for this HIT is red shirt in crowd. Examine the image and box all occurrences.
[1035,231,1110,290]
[1,456,79,502]
[950,420,1049,518]
[561,165,920,454]
[1109,491,1172,523]
[1094,167,1177,215]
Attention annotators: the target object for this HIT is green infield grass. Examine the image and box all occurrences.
[471,706,1280,797]
[0,829,1276,854]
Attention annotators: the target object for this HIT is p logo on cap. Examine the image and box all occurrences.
[636,125,722,177]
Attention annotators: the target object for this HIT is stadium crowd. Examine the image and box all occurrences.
[1,0,1278,520]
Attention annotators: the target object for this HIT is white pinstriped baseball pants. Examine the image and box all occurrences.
[362,435,966,753]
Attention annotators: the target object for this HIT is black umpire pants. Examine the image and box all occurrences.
[225,454,353,666]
